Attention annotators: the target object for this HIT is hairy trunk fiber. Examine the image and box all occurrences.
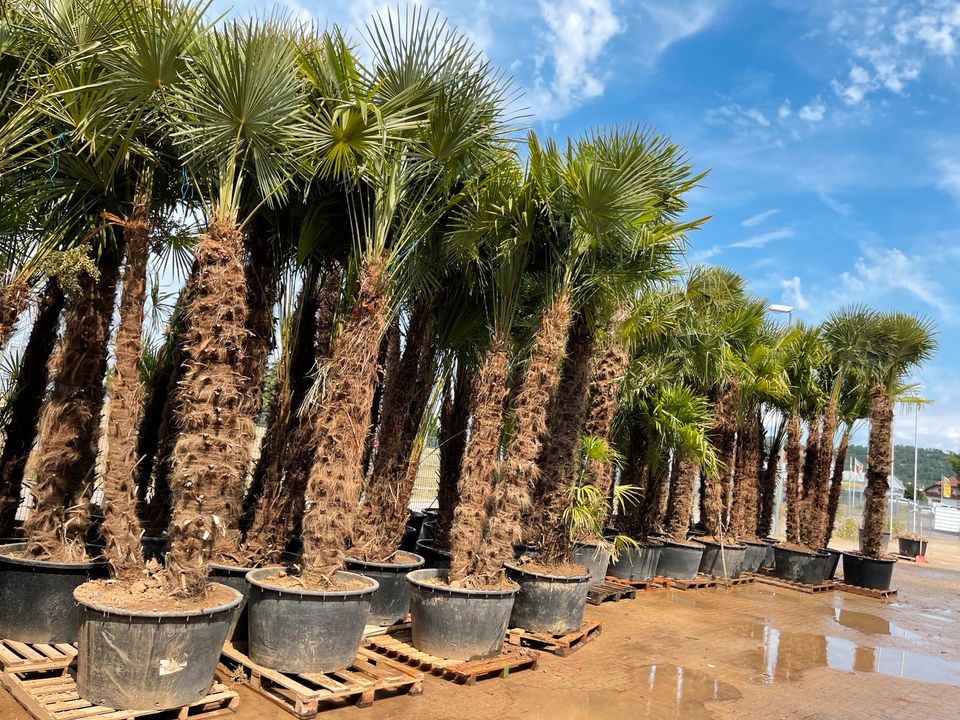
[799,418,821,532]
[300,256,389,585]
[579,309,629,519]
[0,281,64,535]
[23,248,120,561]
[242,230,278,424]
[448,337,509,583]
[100,199,150,581]
[362,321,399,477]
[162,214,255,597]
[435,360,474,548]
[613,425,649,538]
[804,402,838,549]
[535,315,596,566]
[471,295,571,579]
[667,453,699,541]
[352,299,439,561]
[0,277,30,353]
[728,425,750,539]
[757,428,783,538]
[730,409,764,540]
[861,385,892,559]
[640,452,671,539]
[823,425,852,546]
[704,386,737,538]
[663,450,682,531]
[784,414,803,545]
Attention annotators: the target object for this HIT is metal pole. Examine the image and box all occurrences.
[890,438,895,539]
[913,404,919,534]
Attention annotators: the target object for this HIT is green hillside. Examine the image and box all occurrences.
[846,445,955,489]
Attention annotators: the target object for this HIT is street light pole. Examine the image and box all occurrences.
[913,403,919,534]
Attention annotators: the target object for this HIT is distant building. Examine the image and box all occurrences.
[841,470,905,497]
[924,476,959,507]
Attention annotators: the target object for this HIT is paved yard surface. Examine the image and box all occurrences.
[1,534,957,720]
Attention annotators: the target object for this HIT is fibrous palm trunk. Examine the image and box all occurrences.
[0,277,30,353]
[804,402,837,549]
[663,450,681,531]
[756,427,783,538]
[535,314,596,566]
[861,384,892,559]
[447,336,509,583]
[784,414,803,545]
[163,213,255,597]
[0,281,64,535]
[704,386,737,539]
[667,452,699,541]
[362,321,400,477]
[730,409,764,539]
[614,425,649,538]
[352,299,439,561]
[823,425,852,546]
[100,198,151,581]
[23,248,120,561]
[300,256,389,585]
[470,295,571,579]
[799,418,821,542]
[728,424,751,539]
[435,360,474,548]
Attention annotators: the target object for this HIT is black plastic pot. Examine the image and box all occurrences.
[0,543,107,643]
[897,536,928,557]
[209,562,253,643]
[407,511,426,537]
[504,563,590,635]
[141,536,169,563]
[607,541,663,582]
[399,525,419,553]
[698,541,747,579]
[773,546,826,585]
[415,539,451,569]
[345,551,425,626]
[761,537,778,569]
[513,542,540,560]
[656,539,705,580]
[741,541,768,574]
[821,548,842,580]
[418,517,438,542]
[246,568,377,673]
[843,552,896,590]
[74,582,242,711]
[407,568,517,660]
[571,542,610,585]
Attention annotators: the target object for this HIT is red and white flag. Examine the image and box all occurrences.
[854,458,863,475]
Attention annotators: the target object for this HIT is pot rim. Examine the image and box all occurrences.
[414,539,451,555]
[0,542,106,571]
[660,538,706,550]
[841,550,897,565]
[406,568,519,597]
[741,539,770,547]
[504,561,591,583]
[246,568,379,597]
[773,544,819,557]
[345,551,425,572]
[698,540,747,550]
[74,581,243,618]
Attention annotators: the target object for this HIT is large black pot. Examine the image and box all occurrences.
[773,546,826,585]
[0,543,107,643]
[897,536,928,557]
[407,568,517,661]
[571,542,610,585]
[698,541,746,579]
[842,552,896,590]
[761,537,778,570]
[656,539,705,580]
[821,548,842,580]
[345,551,425,626]
[407,511,426,537]
[74,582,241,711]
[504,563,590,635]
[513,542,540,560]
[209,562,254,643]
[607,541,663,582]
[399,525,419,553]
[246,568,377,673]
[415,539,451,569]
[141,535,169,563]
[741,541,768,574]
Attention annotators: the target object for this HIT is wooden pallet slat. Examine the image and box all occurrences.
[603,575,673,592]
[0,640,78,674]
[218,643,422,718]
[1,670,238,720]
[671,574,719,591]
[835,582,898,600]
[586,581,636,605]
[506,619,602,657]
[745,573,835,594]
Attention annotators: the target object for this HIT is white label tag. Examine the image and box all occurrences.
[159,658,186,676]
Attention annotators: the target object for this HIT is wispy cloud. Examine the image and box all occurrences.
[707,102,771,129]
[934,153,960,202]
[640,0,722,55]
[797,96,826,122]
[742,208,780,227]
[729,227,795,249]
[780,275,810,310]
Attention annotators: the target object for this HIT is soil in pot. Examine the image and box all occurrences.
[843,552,897,590]
[0,543,107,643]
[504,562,590,635]
[415,539,451,569]
[741,540,768,574]
[73,580,242,711]
[407,568,518,661]
[656,539,706,580]
[698,540,747,579]
[607,541,663,582]
[345,551,425,626]
[246,568,377,673]
[773,544,826,585]
[571,542,610,585]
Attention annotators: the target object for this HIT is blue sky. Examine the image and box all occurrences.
[220,0,959,453]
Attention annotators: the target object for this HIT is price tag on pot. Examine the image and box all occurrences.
[159,658,186,676]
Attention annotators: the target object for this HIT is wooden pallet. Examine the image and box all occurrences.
[671,574,718,591]
[894,554,918,563]
[604,575,672,591]
[587,581,636,604]
[835,582,898,600]
[505,619,602,657]
[362,617,411,639]
[746,573,835,594]
[218,644,422,718]
[0,640,77,674]
[364,629,537,685]
[1,671,238,720]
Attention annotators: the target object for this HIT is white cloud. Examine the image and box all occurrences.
[780,276,810,311]
[815,189,854,217]
[778,99,792,121]
[728,227,795,249]
[707,103,771,129]
[797,96,826,122]
[934,154,960,202]
[640,0,721,54]
[742,208,780,227]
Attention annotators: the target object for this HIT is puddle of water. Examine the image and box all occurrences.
[636,664,740,715]
[743,625,960,686]
[832,608,920,640]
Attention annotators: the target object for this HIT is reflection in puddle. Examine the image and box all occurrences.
[638,664,740,715]
[746,626,960,686]
[832,608,919,639]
